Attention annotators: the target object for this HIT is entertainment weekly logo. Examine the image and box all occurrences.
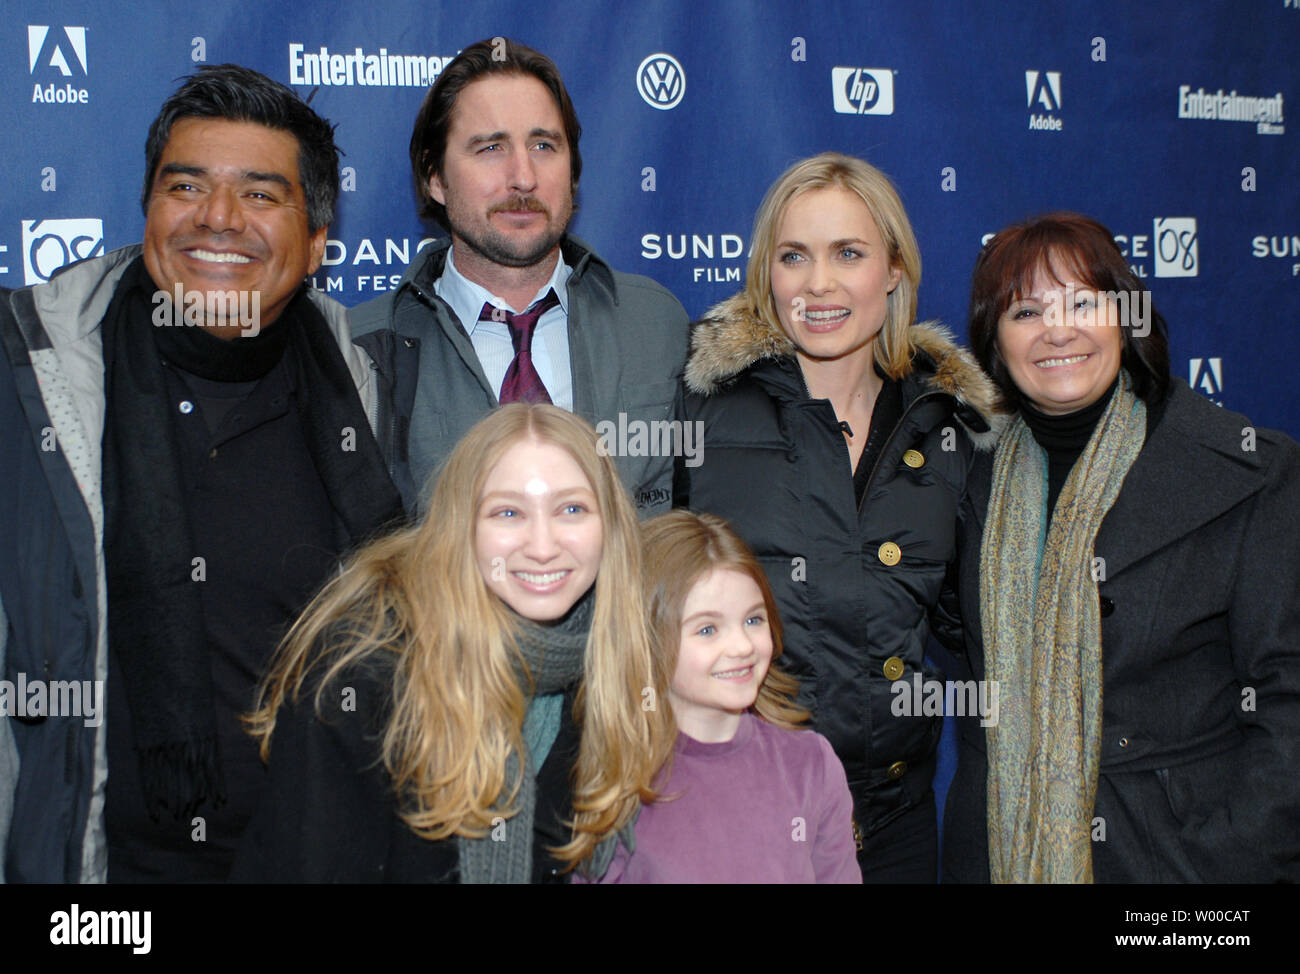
[27,25,89,104]
[288,43,456,87]
[1178,85,1284,135]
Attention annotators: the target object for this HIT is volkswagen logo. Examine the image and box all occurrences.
[637,53,685,110]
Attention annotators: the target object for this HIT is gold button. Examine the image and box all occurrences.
[878,542,902,566]
[887,761,908,780]
[903,449,925,468]
[883,656,905,681]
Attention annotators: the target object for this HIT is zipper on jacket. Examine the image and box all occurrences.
[367,359,400,484]
[789,356,948,518]
[856,391,944,518]
[798,369,945,519]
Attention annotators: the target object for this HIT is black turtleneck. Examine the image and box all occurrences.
[1020,376,1119,514]
[152,302,292,432]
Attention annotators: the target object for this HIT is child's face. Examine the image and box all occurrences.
[668,568,774,743]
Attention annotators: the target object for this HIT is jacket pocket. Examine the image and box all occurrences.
[600,381,682,513]
[755,553,817,685]
[1152,767,1206,881]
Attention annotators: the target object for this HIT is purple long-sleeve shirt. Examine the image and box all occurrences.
[587,713,862,883]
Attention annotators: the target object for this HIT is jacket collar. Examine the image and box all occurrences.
[15,243,368,402]
[1096,379,1273,577]
[964,380,1275,577]
[684,292,1007,449]
[25,243,143,351]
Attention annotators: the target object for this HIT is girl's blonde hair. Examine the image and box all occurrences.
[247,404,675,867]
[640,510,809,731]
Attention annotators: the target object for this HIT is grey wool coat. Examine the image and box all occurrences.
[942,378,1300,883]
[349,234,690,515]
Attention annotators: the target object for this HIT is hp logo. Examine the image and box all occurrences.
[831,68,895,115]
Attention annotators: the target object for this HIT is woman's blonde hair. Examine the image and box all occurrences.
[743,151,922,379]
[640,511,809,731]
[247,404,674,867]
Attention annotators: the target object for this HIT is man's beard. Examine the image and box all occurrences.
[449,193,572,269]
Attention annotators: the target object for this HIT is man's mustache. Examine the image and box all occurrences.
[489,195,549,217]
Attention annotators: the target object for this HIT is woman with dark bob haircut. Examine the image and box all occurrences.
[942,211,1300,883]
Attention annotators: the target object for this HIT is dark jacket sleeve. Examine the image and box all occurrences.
[233,656,407,883]
[1181,434,1300,881]
[928,442,991,659]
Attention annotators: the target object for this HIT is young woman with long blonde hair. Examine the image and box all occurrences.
[237,404,674,882]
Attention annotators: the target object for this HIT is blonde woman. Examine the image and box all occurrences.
[677,153,1002,882]
[237,404,674,882]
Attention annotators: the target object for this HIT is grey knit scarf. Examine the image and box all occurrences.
[456,590,592,884]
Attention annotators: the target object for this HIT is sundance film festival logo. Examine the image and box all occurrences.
[832,68,894,115]
[1153,217,1198,277]
[637,53,684,110]
[22,219,104,284]
[28,25,89,104]
[1251,232,1300,276]
[1026,70,1062,131]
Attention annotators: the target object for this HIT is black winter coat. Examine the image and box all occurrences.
[676,298,1002,838]
[942,380,1300,882]
[234,653,579,883]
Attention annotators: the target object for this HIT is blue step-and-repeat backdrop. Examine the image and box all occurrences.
[3,0,1297,440]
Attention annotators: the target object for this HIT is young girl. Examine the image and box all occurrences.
[235,404,673,882]
[584,511,861,883]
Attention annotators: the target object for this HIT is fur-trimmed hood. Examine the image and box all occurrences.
[684,293,1008,450]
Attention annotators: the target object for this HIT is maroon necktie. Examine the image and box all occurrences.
[483,289,560,405]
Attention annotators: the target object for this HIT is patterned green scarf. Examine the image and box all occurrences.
[981,372,1145,883]
[456,591,591,884]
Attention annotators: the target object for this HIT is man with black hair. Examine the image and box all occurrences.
[351,38,688,511]
[0,64,403,882]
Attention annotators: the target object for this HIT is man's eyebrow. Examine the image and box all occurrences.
[243,170,293,190]
[156,162,292,190]
[465,128,564,147]
[467,130,509,147]
[158,163,206,180]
